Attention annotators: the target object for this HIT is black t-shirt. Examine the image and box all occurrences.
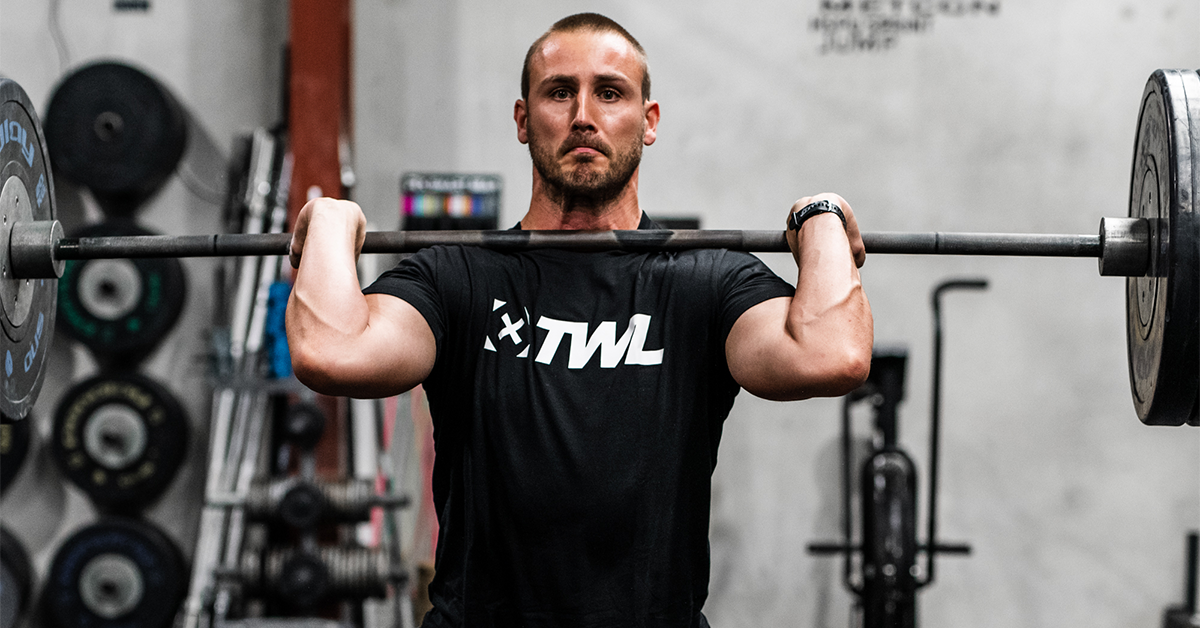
[364,216,794,628]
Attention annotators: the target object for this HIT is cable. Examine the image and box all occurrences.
[47,0,72,73]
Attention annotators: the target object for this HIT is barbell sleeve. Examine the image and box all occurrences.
[864,231,1101,257]
[55,232,295,259]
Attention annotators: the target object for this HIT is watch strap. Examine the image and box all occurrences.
[788,199,847,232]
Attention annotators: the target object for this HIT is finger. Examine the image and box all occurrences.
[828,196,866,268]
[785,221,801,267]
[351,205,367,256]
[289,200,315,269]
[785,198,810,266]
[289,233,303,269]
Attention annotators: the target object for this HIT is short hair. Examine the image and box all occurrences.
[521,13,651,102]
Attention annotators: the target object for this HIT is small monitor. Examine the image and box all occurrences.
[401,173,501,231]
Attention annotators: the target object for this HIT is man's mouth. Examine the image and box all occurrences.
[561,137,608,158]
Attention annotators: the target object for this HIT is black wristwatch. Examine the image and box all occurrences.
[788,199,847,232]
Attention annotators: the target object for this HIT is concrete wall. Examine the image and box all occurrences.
[1,0,1198,626]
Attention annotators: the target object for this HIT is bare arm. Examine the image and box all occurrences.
[286,198,436,398]
[726,194,873,401]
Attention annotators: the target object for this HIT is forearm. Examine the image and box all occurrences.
[785,214,873,392]
[286,204,372,391]
[286,200,436,397]
[727,198,873,401]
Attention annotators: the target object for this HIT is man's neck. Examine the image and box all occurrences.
[520,172,643,230]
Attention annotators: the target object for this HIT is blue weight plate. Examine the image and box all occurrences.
[0,78,58,421]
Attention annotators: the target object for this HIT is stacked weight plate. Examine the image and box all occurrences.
[1126,68,1200,426]
[43,517,187,628]
[39,63,192,513]
[44,61,188,216]
[45,62,190,368]
[51,372,189,511]
[21,64,194,628]
[56,220,187,365]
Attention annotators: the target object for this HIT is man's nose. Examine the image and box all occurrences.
[570,92,596,131]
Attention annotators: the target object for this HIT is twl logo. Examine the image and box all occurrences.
[483,299,663,369]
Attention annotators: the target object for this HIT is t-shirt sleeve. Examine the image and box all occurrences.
[717,251,795,339]
[362,249,447,358]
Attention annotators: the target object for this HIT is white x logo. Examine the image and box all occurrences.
[499,313,524,345]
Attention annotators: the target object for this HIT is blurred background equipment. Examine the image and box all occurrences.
[51,372,189,512]
[56,220,187,365]
[44,61,187,216]
[808,279,986,627]
[1162,531,1200,628]
[41,517,186,628]
[0,415,32,495]
[1,527,33,628]
[401,173,501,232]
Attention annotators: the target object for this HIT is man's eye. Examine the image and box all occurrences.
[551,88,571,99]
[599,89,619,100]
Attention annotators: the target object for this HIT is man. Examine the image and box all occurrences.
[287,13,872,628]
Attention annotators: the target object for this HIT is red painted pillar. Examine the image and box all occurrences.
[289,0,353,483]
[288,0,352,227]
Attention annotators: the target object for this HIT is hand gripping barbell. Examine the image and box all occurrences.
[3,70,1198,426]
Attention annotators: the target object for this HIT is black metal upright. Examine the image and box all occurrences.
[808,280,983,628]
[922,279,987,589]
[1162,531,1200,627]
[858,350,919,628]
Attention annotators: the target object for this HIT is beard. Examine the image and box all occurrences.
[528,125,643,210]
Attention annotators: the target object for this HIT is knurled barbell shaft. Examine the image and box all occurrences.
[864,231,1100,257]
[10,217,1145,278]
[51,229,1101,258]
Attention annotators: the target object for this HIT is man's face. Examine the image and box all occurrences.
[517,30,658,205]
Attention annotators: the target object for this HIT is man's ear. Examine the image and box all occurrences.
[515,99,529,144]
[643,100,660,146]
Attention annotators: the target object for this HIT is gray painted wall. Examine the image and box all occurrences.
[2,0,1198,626]
[353,2,1199,623]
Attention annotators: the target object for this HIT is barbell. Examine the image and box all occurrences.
[3,70,1199,426]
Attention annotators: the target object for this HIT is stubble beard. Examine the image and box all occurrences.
[528,125,643,212]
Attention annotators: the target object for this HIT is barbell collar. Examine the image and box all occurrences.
[1098,216,1150,277]
[9,220,65,279]
[6,218,1145,279]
